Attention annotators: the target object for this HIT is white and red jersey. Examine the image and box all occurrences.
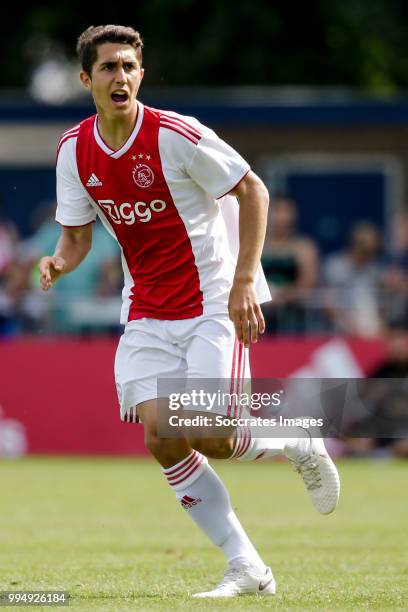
[56,102,270,323]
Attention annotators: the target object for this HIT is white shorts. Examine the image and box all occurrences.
[114,312,250,422]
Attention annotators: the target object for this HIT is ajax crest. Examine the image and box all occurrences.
[132,164,154,188]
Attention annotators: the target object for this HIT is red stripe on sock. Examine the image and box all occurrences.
[232,426,246,459]
[237,426,251,458]
[168,455,204,486]
[237,426,247,457]
[167,453,201,483]
[164,451,196,477]
[231,428,240,459]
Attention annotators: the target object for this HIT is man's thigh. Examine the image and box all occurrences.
[115,320,186,423]
[184,314,250,418]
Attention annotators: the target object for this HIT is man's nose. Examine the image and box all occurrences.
[115,66,126,82]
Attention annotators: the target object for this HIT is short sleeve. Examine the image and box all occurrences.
[56,139,97,227]
[186,127,250,199]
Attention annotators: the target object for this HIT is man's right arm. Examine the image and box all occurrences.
[39,224,92,291]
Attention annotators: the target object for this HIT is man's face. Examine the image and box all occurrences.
[352,228,380,258]
[80,43,144,118]
[269,200,297,236]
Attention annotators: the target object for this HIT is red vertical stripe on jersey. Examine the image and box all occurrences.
[75,108,203,321]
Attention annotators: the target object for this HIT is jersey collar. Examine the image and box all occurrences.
[93,101,144,159]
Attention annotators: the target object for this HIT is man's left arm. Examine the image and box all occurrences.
[228,170,269,346]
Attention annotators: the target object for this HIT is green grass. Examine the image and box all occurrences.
[0,457,407,611]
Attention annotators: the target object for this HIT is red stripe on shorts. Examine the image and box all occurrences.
[234,343,244,418]
[239,348,247,418]
[227,338,238,417]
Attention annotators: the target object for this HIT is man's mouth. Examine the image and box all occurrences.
[111,90,129,104]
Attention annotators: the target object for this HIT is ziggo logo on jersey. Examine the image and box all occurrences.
[98,199,167,224]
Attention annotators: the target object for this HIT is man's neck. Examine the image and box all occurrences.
[97,103,139,151]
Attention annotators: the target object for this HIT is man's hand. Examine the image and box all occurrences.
[38,225,93,291]
[39,256,66,291]
[228,279,265,346]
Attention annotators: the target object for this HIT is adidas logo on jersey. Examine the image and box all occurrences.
[86,173,103,187]
[180,495,202,509]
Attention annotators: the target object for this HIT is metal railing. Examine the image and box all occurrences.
[0,286,406,337]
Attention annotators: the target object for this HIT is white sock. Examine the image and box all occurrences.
[162,449,265,570]
[230,425,310,461]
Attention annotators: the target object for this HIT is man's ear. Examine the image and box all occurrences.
[80,70,92,90]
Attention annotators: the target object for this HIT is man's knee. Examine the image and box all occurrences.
[192,435,234,459]
[144,424,190,467]
[144,424,165,456]
[135,400,191,467]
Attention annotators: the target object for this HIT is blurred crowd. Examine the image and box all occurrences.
[261,195,408,338]
[1,194,408,339]
[0,200,122,336]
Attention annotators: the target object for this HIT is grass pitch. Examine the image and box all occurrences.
[0,457,406,611]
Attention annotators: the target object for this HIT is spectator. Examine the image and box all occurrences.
[343,324,408,458]
[323,221,383,337]
[20,203,122,334]
[380,211,408,327]
[0,202,23,336]
[261,196,320,333]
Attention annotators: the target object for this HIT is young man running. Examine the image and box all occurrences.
[39,25,340,598]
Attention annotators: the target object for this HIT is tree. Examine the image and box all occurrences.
[2,0,408,93]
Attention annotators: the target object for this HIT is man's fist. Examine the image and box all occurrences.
[39,256,66,291]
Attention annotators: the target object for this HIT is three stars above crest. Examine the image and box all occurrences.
[132,154,151,161]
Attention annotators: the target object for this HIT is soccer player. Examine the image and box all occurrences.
[39,25,340,598]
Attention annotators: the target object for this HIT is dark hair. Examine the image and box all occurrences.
[348,221,380,244]
[272,195,297,213]
[77,25,143,75]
